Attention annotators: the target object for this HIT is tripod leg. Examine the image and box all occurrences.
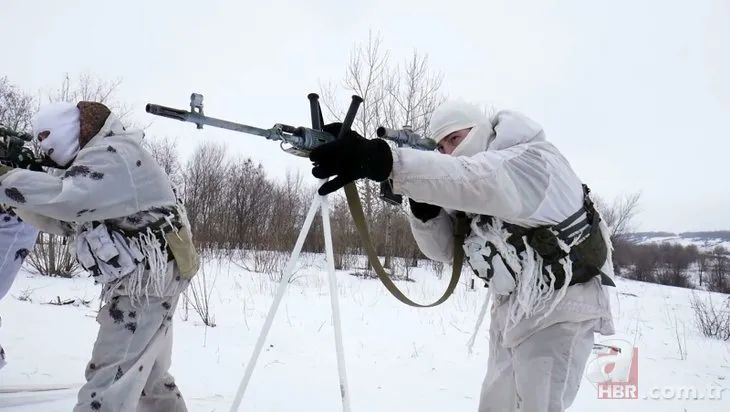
[320,194,352,412]
[229,195,323,412]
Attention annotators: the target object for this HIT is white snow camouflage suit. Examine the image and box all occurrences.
[388,102,616,412]
[0,101,201,411]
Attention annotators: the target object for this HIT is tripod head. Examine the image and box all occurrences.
[145,92,362,158]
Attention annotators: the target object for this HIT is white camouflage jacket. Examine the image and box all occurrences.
[389,110,615,347]
[0,106,199,304]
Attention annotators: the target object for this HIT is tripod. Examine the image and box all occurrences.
[228,94,363,412]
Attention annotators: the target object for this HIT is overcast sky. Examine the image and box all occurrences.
[2,0,728,233]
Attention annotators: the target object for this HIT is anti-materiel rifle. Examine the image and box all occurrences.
[145,93,464,309]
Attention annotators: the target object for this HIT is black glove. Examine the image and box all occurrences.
[309,122,393,196]
[408,198,442,222]
[6,145,44,172]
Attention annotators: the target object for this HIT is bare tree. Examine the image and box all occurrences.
[224,157,275,250]
[25,235,78,278]
[142,135,184,190]
[42,72,132,120]
[319,29,390,237]
[184,260,217,328]
[593,191,642,272]
[698,252,708,286]
[655,243,695,288]
[182,141,231,249]
[690,291,730,341]
[319,30,445,272]
[594,191,642,242]
[709,246,730,294]
[268,169,309,251]
[627,244,660,283]
[0,76,35,132]
[325,194,358,269]
[380,50,445,135]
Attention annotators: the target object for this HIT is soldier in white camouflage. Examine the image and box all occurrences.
[0,101,200,411]
[309,101,616,412]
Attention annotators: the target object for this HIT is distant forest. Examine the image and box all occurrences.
[629,231,730,242]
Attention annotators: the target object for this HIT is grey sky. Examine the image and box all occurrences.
[3,0,728,233]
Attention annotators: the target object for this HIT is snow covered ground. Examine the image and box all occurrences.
[0,252,728,411]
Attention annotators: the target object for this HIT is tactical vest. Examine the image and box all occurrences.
[462,184,616,290]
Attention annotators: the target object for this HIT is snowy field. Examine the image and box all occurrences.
[0,252,728,411]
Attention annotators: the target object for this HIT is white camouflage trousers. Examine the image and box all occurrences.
[0,213,39,301]
[477,319,597,412]
[73,286,188,411]
[0,210,39,370]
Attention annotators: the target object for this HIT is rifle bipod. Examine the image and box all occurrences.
[145,93,468,411]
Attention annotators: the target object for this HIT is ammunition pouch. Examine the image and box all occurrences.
[164,224,200,280]
[468,184,615,289]
[104,208,201,280]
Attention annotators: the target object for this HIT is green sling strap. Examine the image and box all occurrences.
[343,182,468,308]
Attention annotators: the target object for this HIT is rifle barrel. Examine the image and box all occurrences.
[145,104,278,140]
[0,126,32,141]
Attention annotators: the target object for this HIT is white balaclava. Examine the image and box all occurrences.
[31,102,81,167]
[429,100,495,157]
